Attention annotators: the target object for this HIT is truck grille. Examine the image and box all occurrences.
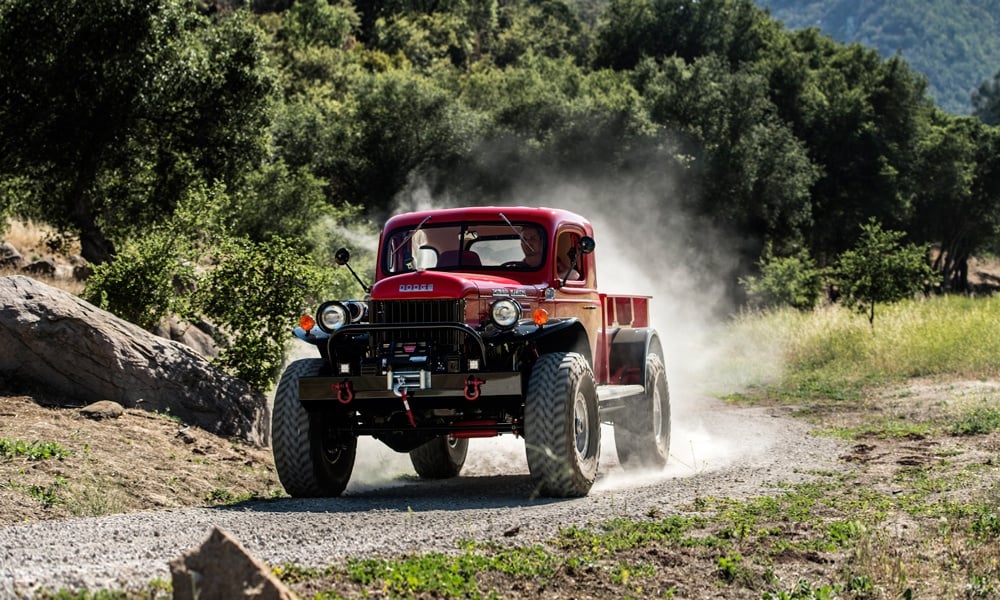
[369,299,467,353]
[370,299,465,324]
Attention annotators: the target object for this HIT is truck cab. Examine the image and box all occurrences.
[272,206,670,498]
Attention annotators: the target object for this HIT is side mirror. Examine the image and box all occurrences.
[334,247,351,266]
[579,236,595,254]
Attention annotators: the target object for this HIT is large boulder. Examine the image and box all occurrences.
[0,275,269,446]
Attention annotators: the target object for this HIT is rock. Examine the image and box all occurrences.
[154,317,220,359]
[0,242,23,270]
[0,275,270,446]
[72,263,94,281]
[79,400,124,420]
[170,527,297,600]
[22,259,56,277]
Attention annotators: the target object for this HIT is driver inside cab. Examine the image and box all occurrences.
[520,226,543,268]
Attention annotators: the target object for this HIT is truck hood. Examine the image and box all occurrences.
[371,271,544,301]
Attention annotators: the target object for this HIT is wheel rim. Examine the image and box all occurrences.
[573,390,591,458]
[322,430,344,465]
[652,385,665,447]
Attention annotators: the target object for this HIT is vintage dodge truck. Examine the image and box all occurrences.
[272,206,669,497]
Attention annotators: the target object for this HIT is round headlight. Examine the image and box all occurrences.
[490,298,522,329]
[317,302,349,332]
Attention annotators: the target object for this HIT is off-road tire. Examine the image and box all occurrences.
[614,353,671,470]
[409,436,469,479]
[524,352,600,497]
[272,358,357,497]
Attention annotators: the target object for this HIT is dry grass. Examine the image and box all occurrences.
[1,218,86,295]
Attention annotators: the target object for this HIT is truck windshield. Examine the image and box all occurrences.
[383,222,547,275]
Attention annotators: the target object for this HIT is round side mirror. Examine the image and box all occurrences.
[579,237,596,254]
[334,247,351,266]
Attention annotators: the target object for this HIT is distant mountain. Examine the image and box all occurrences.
[754,0,1000,115]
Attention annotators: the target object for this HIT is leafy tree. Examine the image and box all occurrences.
[911,113,1000,291]
[833,218,938,327]
[493,0,591,67]
[740,243,824,311]
[638,55,817,257]
[773,33,933,262]
[594,0,782,70]
[972,68,1000,126]
[0,0,275,264]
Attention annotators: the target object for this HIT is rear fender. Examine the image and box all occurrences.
[607,328,661,386]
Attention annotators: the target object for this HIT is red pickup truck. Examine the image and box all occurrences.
[272,206,669,497]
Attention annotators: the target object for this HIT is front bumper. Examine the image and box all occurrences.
[298,371,523,404]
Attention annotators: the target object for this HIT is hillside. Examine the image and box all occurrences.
[754,0,1000,115]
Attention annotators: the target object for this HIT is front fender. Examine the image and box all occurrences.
[293,326,329,346]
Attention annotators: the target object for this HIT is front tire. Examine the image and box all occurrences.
[272,358,357,497]
[614,353,671,470]
[524,352,600,497]
[409,436,469,479]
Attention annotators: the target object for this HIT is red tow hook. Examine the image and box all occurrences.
[463,376,485,401]
[399,387,417,428]
[330,381,354,404]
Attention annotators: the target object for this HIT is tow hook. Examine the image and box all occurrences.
[393,376,417,428]
[463,376,485,401]
[331,381,354,404]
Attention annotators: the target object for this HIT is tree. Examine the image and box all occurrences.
[972,69,1000,126]
[594,0,782,70]
[740,243,824,311]
[910,113,1000,291]
[0,0,275,263]
[833,218,938,327]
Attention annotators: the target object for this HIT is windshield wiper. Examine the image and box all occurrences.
[499,212,534,252]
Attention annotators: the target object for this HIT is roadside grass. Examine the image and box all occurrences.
[35,295,1000,599]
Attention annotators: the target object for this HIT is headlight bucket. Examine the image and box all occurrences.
[490,298,522,329]
[317,302,350,332]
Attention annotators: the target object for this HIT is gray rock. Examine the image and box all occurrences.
[79,400,124,420]
[22,259,56,277]
[0,242,23,270]
[170,527,296,600]
[0,275,269,446]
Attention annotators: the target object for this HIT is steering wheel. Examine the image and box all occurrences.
[501,261,527,268]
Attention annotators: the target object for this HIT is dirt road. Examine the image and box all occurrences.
[0,397,845,595]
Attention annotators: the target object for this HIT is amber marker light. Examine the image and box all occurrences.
[299,314,316,331]
[532,308,549,326]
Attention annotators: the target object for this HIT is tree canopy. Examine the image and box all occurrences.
[2,0,1000,385]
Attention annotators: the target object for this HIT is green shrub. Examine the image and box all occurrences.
[83,229,195,330]
[195,235,332,390]
[740,243,824,311]
[833,218,939,327]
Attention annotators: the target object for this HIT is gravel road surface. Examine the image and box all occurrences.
[0,398,845,596]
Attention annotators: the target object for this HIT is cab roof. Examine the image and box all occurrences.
[382,206,593,235]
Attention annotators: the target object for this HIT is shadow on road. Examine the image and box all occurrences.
[220,473,571,515]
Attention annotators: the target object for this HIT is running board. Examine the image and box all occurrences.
[597,384,645,414]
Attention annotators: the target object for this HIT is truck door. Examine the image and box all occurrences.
[552,228,602,366]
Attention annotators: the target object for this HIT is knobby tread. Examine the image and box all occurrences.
[272,358,325,497]
[410,437,469,479]
[524,352,600,498]
[614,353,671,470]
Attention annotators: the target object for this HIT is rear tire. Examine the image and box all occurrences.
[614,353,671,470]
[524,352,600,497]
[409,436,469,479]
[272,358,357,497]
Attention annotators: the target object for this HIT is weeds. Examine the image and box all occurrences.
[0,437,70,460]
